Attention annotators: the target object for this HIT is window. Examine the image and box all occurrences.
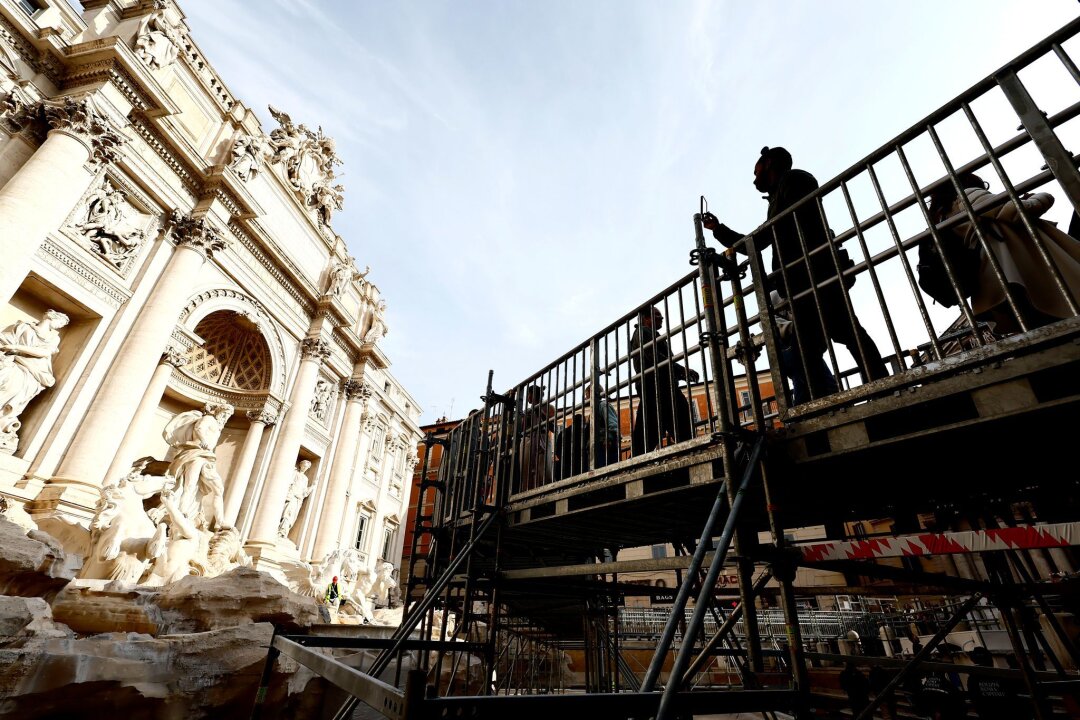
[393,448,406,477]
[381,526,397,561]
[18,0,44,18]
[354,512,371,550]
[370,424,386,461]
[739,390,751,423]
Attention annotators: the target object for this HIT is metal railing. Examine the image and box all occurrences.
[432,17,1080,525]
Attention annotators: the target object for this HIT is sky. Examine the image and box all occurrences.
[180,0,1080,423]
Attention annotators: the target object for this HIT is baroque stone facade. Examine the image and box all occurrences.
[0,0,421,592]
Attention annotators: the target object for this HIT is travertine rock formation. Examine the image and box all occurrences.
[0,622,324,719]
[0,517,79,598]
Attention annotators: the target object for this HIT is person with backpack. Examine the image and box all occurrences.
[923,172,1080,334]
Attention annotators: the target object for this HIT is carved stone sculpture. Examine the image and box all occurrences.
[277,460,315,538]
[228,133,269,182]
[162,402,233,531]
[325,258,369,298]
[0,310,69,455]
[266,105,344,222]
[371,561,398,607]
[309,379,333,422]
[80,458,172,584]
[133,8,182,70]
[74,183,145,266]
[313,182,344,225]
[363,301,388,344]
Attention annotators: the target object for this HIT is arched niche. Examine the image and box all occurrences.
[177,288,289,397]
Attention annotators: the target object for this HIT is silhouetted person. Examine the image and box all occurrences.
[630,306,699,455]
[839,661,871,717]
[703,146,888,402]
[519,385,555,491]
[967,646,1032,720]
[928,172,1080,335]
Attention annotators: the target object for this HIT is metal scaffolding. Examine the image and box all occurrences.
[252,17,1080,720]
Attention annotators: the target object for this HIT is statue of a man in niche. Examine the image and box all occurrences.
[0,309,69,455]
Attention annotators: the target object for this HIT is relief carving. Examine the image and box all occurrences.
[71,180,147,267]
[267,105,344,226]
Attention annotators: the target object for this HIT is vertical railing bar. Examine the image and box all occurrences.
[998,69,1080,218]
[838,179,904,366]
[866,159,947,359]
[815,195,892,378]
[1052,42,1080,86]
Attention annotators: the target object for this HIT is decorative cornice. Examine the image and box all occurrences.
[300,337,331,360]
[41,96,127,166]
[228,221,317,317]
[61,58,155,113]
[0,14,63,84]
[130,114,201,198]
[170,211,228,259]
[37,236,128,307]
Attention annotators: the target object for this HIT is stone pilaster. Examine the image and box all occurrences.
[223,409,278,527]
[246,337,330,552]
[310,379,370,561]
[52,214,229,492]
[104,347,189,483]
[0,94,127,302]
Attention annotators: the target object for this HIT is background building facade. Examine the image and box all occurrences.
[0,0,421,580]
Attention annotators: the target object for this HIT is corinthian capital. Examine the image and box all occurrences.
[170,211,229,259]
[41,95,127,166]
[300,337,332,360]
[342,379,373,401]
[160,347,189,367]
[246,409,278,426]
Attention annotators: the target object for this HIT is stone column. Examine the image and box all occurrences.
[223,409,277,527]
[103,347,189,483]
[0,95,126,302]
[311,379,370,561]
[53,215,228,488]
[246,338,330,549]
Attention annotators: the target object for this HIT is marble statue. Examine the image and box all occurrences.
[133,9,181,70]
[363,301,388,344]
[0,309,69,455]
[228,133,269,182]
[162,402,233,531]
[326,258,369,298]
[372,561,398,607]
[75,184,144,266]
[81,454,251,586]
[267,105,343,220]
[313,182,345,226]
[81,458,172,584]
[309,379,333,422]
[278,459,315,538]
[345,561,377,624]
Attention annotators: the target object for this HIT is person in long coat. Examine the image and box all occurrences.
[932,173,1080,334]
